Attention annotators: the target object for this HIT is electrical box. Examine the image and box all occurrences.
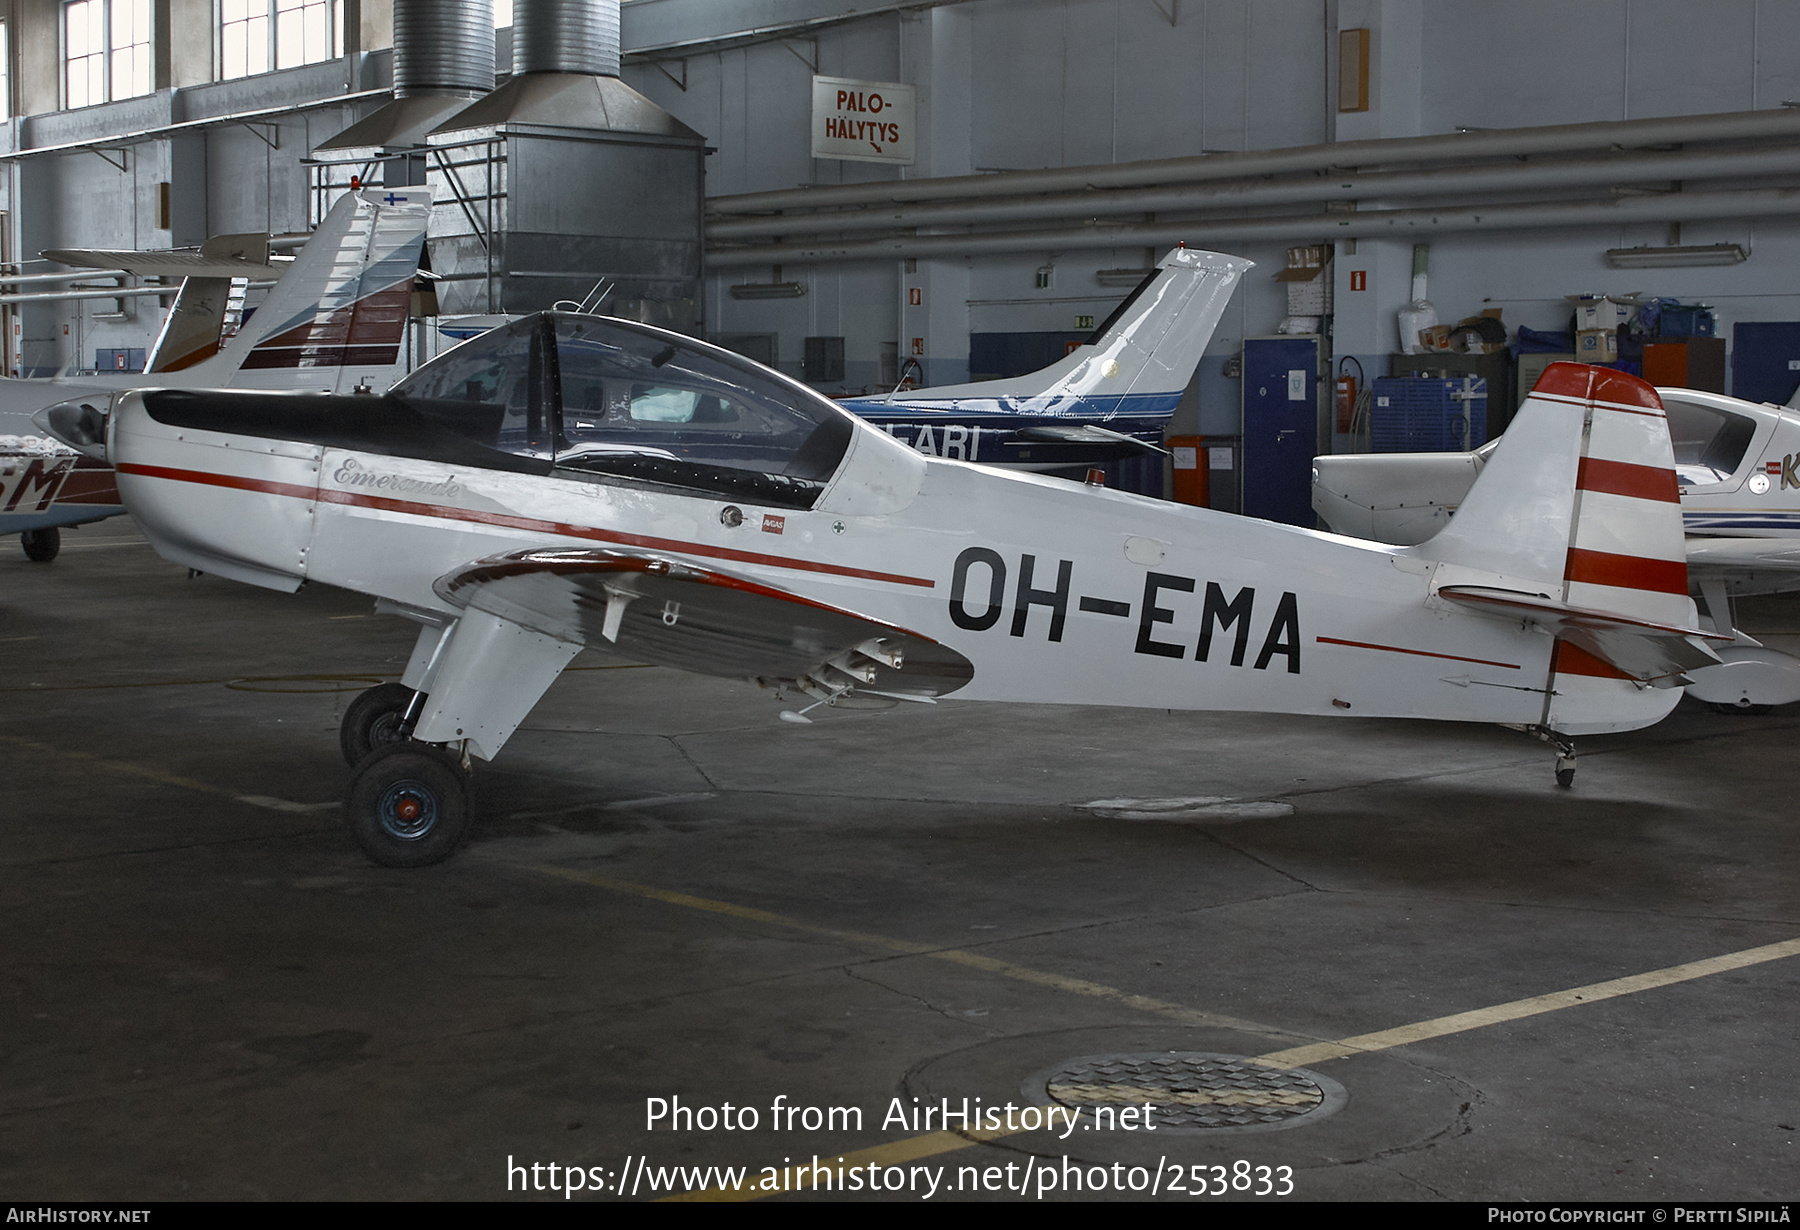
[801,336,845,384]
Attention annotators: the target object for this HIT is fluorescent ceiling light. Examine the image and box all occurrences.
[1096,267,1154,286]
[729,282,807,299]
[1605,243,1747,268]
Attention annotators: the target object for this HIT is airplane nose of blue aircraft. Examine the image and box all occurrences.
[34,397,110,461]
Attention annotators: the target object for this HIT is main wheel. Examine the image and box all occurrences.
[21,528,60,562]
[345,743,473,868]
[340,682,417,766]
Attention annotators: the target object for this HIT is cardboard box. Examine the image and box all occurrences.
[1418,323,1454,352]
[1569,295,1634,331]
[1575,328,1619,362]
[1286,274,1332,316]
[1278,245,1332,315]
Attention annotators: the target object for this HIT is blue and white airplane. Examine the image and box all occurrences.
[838,247,1246,474]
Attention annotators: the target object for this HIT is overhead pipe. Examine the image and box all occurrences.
[705,185,1800,268]
[708,106,1800,217]
[0,286,174,305]
[707,144,1800,242]
[0,268,131,286]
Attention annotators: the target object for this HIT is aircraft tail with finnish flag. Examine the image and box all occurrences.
[3,187,429,561]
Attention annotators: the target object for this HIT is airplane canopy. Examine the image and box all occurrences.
[390,313,854,509]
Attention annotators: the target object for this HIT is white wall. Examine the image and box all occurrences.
[1330,0,1800,392]
[11,0,1800,390]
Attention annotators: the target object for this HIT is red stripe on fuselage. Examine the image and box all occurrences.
[1315,635,1520,670]
[1576,457,1680,503]
[1563,547,1688,595]
[113,461,937,589]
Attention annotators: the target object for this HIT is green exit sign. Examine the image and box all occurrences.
[1075,315,1094,330]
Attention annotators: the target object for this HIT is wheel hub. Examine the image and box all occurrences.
[378,780,438,841]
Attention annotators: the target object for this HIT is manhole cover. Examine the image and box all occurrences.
[1026,1052,1346,1134]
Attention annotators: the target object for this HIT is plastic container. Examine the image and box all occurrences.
[1370,376,1488,452]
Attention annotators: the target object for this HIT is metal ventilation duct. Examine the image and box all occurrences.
[513,0,620,76]
[315,0,495,158]
[425,0,703,327]
[394,0,496,97]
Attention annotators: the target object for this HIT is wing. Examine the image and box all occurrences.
[432,547,973,700]
[1685,536,1800,597]
[1437,584,1726,686]
[39,247,283,279]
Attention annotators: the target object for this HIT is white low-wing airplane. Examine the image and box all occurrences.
[41,311,1721,866]
[2,187,428,560]
[1314,386,1800,711]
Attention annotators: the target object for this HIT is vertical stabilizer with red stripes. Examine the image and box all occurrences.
[1553,365,1691,620]
[1417,363,1705,733]
[192,188,429,394]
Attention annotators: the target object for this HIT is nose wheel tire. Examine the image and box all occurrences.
[341,682,418,767]
[21,528,60,562]
[346,743,473,867]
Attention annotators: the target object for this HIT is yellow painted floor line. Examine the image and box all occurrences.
[546,865,1800,1201]
[0,734,336,815]
[668,932,1800,1202]
[531,865,1294,1040]
[1251,934,1800,1069]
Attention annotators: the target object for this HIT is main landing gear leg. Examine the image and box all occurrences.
[345,740,473,867]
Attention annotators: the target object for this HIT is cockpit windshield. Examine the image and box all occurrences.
[1662,393,1758,486]
[389,314,854,508]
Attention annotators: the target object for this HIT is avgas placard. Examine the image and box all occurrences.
[811,75,915,165]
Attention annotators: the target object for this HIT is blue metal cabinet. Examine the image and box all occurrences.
[1242,336,1320,526]
[1731,323,1800,405]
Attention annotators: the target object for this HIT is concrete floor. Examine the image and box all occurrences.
[4,515,1798,1202]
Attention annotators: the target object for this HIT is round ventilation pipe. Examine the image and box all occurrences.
[513,0,620,77]
[393,0,496,97]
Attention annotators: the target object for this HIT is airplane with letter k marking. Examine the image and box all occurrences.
[40,292,1723,866]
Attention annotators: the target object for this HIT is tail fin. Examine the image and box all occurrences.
[198,187,430,393]
[145,277,231,372]
[882,247,1249,418]
[1415,363,1720,730]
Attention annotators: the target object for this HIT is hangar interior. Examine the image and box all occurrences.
[4,0,1798,1205]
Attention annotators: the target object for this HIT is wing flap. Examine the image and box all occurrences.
[1438,584,1725,686]
[434,548,973,697]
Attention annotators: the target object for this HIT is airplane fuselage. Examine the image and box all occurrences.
[109,386,1672,736]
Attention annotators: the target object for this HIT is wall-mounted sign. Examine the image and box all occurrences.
[812,75,915,165]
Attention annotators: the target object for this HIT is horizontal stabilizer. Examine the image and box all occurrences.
[1439,584,1725,686]
[40,244,282,279]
